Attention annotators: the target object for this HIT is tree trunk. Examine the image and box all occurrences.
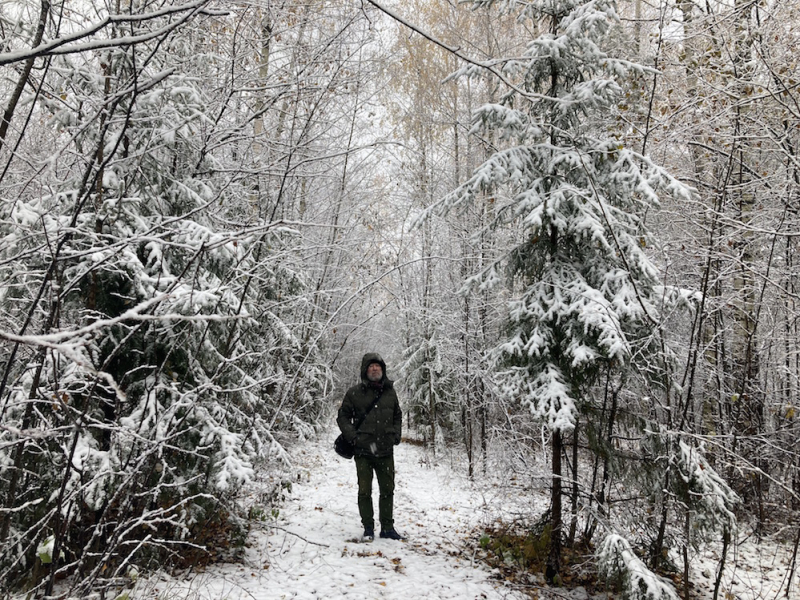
[683,512,691,600]
[568,422,579,547]
[586,378,618,544]
[480,387,487,476]
[428,355,436,455]
[712,527,731,600]
[546,428,563,583]
[0,1,51,152]
[0,357,47,542]
[652,470,670,569]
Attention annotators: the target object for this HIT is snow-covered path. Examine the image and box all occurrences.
[128,432,797,600]
[137,435,532,600]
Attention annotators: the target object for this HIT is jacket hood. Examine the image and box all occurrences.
[360,352,390,385]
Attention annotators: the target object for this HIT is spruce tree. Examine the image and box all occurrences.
[430,0,697,583]
[0,5,328,593]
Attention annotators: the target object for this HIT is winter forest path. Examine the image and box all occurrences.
[141,435,533,600]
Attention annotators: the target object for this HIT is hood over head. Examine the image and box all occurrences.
[360,352,390,386]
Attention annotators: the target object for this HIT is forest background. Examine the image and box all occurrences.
[1,0,798,598]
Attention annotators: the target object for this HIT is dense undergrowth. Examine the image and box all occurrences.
[471,518,690,600]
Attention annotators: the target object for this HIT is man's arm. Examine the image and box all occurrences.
[337,391,358,443]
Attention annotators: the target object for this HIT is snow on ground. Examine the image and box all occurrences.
[129,433,799,600]
[691,529,799,600]
[132,434,539,600]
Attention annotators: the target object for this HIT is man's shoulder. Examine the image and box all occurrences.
[345,382,367,396]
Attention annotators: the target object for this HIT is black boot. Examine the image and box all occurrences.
[379,529,405,540]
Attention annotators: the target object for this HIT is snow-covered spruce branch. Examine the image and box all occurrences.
[0,421,82,453]
[597,534,681,600]
[576,152,659,327]
[49,218,299,299]
[0,498,43,514]
[0,51,165,395]
[16,65,174,184]
[668,429,800,505]
[0,293,243,347]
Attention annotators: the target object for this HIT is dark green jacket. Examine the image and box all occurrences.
[337,353,402,458]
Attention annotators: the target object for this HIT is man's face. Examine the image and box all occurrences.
[366,362,383,382]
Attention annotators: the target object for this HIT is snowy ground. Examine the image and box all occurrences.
[128,434,798,600]
[131,435,540,600]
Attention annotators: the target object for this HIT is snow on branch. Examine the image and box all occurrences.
[497,364,577,432]
[673,438,739,534]
[0,293,246,347]
[0,1,214,66]
[597,533,681,600]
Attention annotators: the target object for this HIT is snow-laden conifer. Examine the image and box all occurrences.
[0,4,329,594]
[424,0,713,584]
[399,331,459,449]
[639,429,739,543]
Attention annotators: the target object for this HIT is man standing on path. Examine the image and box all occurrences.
[337,353,404,541]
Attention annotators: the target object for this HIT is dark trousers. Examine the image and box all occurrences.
[354,454,394,531]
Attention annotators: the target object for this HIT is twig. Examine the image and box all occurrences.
[269,525,330,548]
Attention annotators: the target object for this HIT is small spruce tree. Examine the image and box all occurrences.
[429,0,695,582]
